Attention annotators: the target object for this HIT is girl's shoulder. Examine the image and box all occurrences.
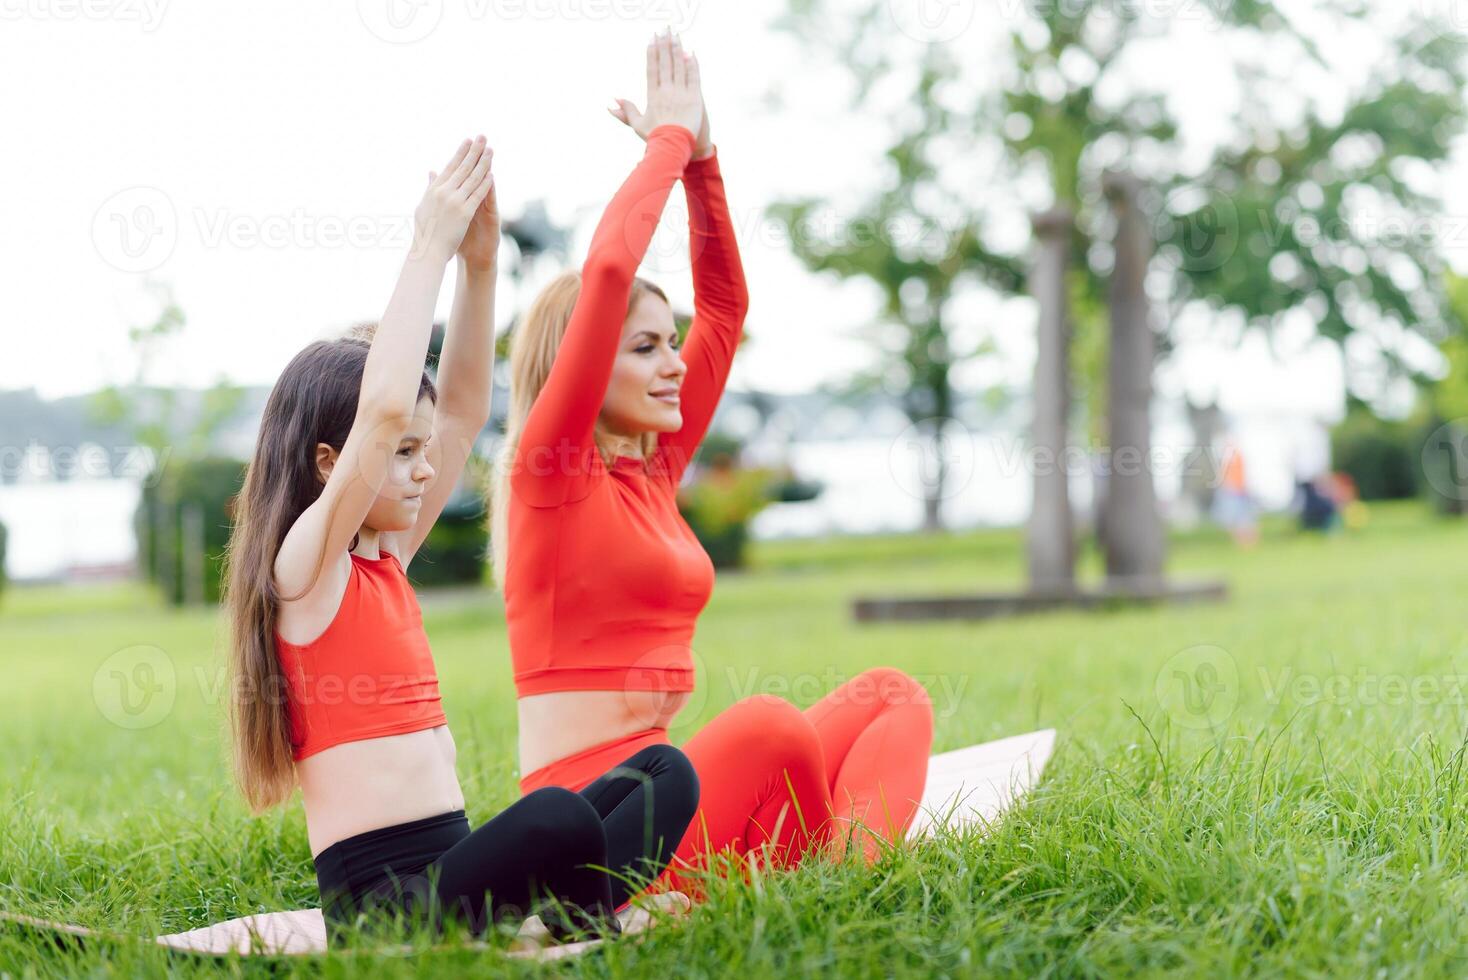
[273,550,354,648]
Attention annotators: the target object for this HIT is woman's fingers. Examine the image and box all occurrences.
[646,35,659,91]
[468,165,495,207]
[686,51,701,91]
[459,144,493,198]
[671,33,687,88]
[449,136,485,190]
[435,140,471,186]
[657,30,674,90]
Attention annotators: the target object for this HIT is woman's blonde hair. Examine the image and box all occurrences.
[490,271,667,590]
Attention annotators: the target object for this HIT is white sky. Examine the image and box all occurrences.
[2,0,1465,421]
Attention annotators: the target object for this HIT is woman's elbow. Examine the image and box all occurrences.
[581,254,635,297]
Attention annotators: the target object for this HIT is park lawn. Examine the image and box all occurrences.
[1,500,1466,975]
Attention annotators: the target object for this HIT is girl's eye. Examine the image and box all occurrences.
[636,345,654,354]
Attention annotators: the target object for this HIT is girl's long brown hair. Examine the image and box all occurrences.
[221,334,436,813]
[490,272,667,590]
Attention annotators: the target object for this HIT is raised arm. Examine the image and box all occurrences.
[511,32,702,507]
[275,137,495,598]
[392,151,501,567]
[654,146,748,484]
[610,44,748,486]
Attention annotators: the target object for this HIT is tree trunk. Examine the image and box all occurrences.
[1027,208,1076,593]
[1101,172,1166,589]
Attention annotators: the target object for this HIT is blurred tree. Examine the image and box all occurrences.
[766,46,1023,531]
[89,282,246,603]
[775,0,1465,576]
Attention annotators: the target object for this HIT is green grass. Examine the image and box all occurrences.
[2,501,1467,975]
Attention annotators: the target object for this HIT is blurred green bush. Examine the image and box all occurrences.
[676,433,822,569]
[137,457,245,606]
[137,458,489,604]
[1331,411,1420,501]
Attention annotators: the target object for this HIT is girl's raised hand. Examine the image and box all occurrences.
[413,135,496,263]
[607,31,703,144]
[456,146,500,271]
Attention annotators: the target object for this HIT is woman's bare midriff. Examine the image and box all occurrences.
[297,726,465,858]
[517,689,690,776]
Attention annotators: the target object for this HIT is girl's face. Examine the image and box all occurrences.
[317,394,437,534]
[599,294,687,440]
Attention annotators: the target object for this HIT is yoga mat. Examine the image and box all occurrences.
[2,729,1056,958]
[906,728,1056,840]
[0,893,689,961]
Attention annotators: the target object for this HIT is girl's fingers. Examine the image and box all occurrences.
[687,51,701,90]
[436,140,471,186]
[646,35,659,91]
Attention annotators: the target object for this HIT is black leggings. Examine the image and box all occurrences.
[313,744,698,944]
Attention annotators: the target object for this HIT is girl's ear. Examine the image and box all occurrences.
[314,443,338,486]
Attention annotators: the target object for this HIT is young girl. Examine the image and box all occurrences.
[222,135,698,944]
[491,33,933,888]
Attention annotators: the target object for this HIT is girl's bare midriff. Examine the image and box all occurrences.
[297,726,464,858]
[517,690,690,776]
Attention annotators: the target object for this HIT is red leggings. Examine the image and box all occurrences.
[519,667,934,888]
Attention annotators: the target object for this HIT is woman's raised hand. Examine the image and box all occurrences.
[608,31,704,144]
[413,135,496,263]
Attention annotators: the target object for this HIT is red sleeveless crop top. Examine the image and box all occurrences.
[503,127,748,698]
[274,551,448,761]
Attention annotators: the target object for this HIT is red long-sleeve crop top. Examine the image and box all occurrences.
[504,125,749,698]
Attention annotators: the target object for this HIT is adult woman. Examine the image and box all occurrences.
[222,135,697,944]
[492,33,933,883]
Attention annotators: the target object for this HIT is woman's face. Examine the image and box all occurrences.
[599,293,687,439]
